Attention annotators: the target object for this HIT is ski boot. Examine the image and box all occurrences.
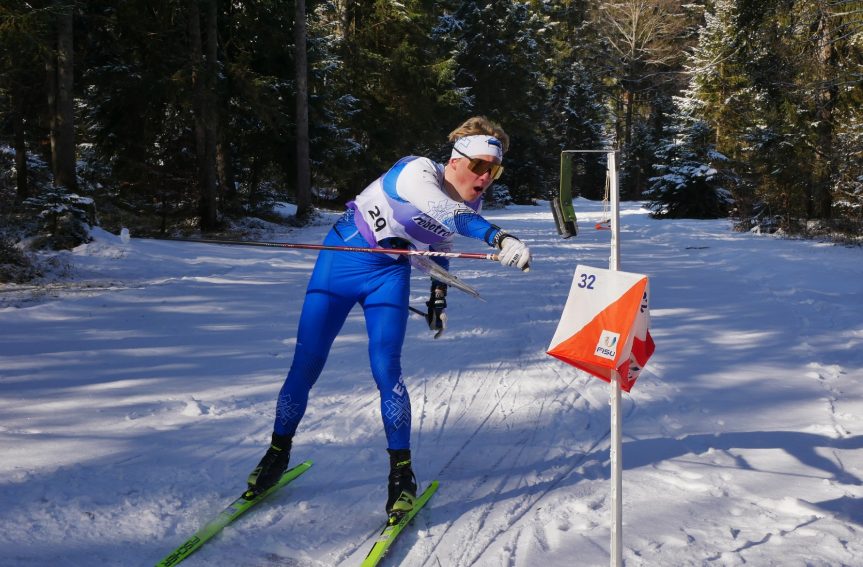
[385,448,417,524]
[246,432,292,497]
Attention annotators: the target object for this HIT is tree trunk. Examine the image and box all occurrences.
[45,49,57,168]
[294,0,312,221]
[12,84,29,203]
[187,0,218,232]
[202,0,219,228]
[813,2,836,220]
[216,0,237,208]
[187,0,207,219]
[248,156,261,212]
[216,138,237,207]
[47,0,77,191]
[623,88,633,148]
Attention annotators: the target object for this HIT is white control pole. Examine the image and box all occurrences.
[609,150,620,272]
[607,150,623,567]
[558,148,624,566]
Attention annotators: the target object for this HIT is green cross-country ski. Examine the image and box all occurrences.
[361,480,439,567]
[155,460,312,567]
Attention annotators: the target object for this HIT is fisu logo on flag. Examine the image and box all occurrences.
[547,265,654,392]
[595,330,620,360]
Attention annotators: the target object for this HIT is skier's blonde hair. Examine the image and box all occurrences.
[448,116,510,154]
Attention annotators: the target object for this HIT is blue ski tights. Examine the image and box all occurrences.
[273,214,412,449]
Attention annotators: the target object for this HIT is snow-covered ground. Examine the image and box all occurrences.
[1,199,861,566]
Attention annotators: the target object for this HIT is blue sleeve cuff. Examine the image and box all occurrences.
[484,226,502,247]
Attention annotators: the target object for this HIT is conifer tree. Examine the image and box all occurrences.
[0,3,50,203]
[595,0,695,198]
[434,0,554,204]
[646,87,733,219]
[543,1,610,200]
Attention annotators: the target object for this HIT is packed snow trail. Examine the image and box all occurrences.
[1,199,861,566]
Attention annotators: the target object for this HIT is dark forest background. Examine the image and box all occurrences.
[1,1,861,276]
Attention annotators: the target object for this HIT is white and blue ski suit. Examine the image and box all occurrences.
[274,156,504,449]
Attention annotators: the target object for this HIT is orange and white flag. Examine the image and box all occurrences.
[547,265,654,392]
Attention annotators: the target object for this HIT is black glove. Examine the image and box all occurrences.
[425,280,447,339]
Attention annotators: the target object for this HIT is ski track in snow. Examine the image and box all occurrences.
[2,200,862,566]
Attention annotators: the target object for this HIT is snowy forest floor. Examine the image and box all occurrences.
[1,199,862,566]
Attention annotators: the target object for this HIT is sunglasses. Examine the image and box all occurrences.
[453,147,504,181]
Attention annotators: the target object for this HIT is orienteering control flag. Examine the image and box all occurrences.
[547,265,654,392]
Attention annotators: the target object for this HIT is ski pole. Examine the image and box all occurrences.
[409,306,427,317]
[143,236,501,262]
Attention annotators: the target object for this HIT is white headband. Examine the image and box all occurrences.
[451,135,504,161]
